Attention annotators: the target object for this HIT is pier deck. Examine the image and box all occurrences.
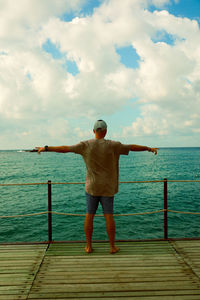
[0,240,200,299]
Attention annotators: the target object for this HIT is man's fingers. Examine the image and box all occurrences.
[35,147,42,154]
[154,148,159,155]
[151,148,159,155]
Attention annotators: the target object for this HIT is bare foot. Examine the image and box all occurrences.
[110,246,120,254]
[85,245,93,253]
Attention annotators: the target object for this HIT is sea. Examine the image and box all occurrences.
[0,147,200,243]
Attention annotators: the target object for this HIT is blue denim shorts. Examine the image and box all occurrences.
[86,192,114,214]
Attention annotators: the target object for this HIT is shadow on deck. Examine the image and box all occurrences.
[0,240,200,299]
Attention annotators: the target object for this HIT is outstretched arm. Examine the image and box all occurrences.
[36,146,71,154]
[131,145,158,155]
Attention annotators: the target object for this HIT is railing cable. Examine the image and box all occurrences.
[1,209,200,219]
[1,179,200,242]
[1,179,200,187]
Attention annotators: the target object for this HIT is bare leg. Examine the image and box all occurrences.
[84,213,95,253]
[104,214,120,254]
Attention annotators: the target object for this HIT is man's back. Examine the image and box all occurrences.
[70,139,131,196]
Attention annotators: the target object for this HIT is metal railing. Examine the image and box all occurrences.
[0,178,200,243]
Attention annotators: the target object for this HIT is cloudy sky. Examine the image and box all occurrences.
[1,0,200,149]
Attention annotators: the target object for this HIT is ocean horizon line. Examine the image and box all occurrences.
[1,146,200,151]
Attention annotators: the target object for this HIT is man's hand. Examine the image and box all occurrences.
[149,148,159,155]
[35,147,45,154]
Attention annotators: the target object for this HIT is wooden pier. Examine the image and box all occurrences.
[0,240,200,299]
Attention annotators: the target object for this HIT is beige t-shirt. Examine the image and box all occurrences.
[69,139,132,196]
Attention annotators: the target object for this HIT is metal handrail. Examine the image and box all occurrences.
[1,179,200,243]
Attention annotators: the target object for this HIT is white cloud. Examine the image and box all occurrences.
[0,0,200,148]
[150,0,171,7]
[0,0,84,36]
[74,127,92,139]
[122,104,170,137]
[121,7,200,142]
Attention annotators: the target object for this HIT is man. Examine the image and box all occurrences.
[37,120,158,254]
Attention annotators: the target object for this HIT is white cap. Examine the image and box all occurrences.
[93,120,107,131]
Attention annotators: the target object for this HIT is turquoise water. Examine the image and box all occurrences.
[0,148,200,243]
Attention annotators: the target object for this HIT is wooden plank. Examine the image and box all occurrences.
[0,245,47,300]
[28,292,200,300]
[37,269,189,277]
[28,241,200,299]
[47,242,174,249]
[171,240,200,282]
[0,279,33,285]
[0,245,46,249]
[27,297,200,300]
[46,250,175,256]
[0,252,45,258]
[0,259,42,265]
[36,275,189,281]
[38,267,188,274]
[0,241,199,299]
[30,282,200,293]
[47,241,174,249]
[39,255,186,264]
[46,242,176,257]
[28,289,200,297]
[27,296,200,300]
[34,277,195,285]
[44,254,177,259]
[0,285,31,291]
[0,297,27,300]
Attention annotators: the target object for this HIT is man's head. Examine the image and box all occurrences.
[93,119,107,138]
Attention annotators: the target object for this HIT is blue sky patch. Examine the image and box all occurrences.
[101,98,140,139]
[62,59,80,76]
[152,30,176,45]
[116,46,140,69]
[42,39,63,59]
[148,3,168,13]
[0,51,8,55]
[61,0,102,22]
[61,11,77,22]
[42,39,79,75]
[26,73,32,80]
[165,0,200,23]
[152,30,186,45]
[148,0,200,24]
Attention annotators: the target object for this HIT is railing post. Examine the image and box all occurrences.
[164,178,168,240]
[48,180,52,243]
